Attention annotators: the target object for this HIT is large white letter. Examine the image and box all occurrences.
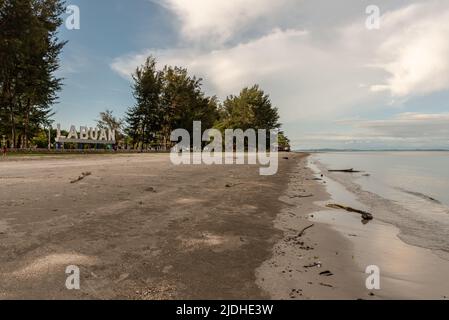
[170,129,191,165]
[56,124,66,140]
[66,5,80,30]
[108,129,116,142]
[202,129,223,165]
[192,121,202,164]
[365,265,381,290]
[365,5,380,30]
[224,129,257,165]
[65,265,80,290]
[67,125,78,140]
[80,126,89,140]
[99,129,108,141]
[89,128,98,140]
[258,129,278,176]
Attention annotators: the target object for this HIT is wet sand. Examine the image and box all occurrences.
[306,159,449,299]
[256,156,368,299]
[257,155,449,300]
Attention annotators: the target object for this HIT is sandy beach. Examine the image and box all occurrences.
[0,152,297,299]
[1,153,448,299]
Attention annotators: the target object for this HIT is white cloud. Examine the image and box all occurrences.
[153,0,293,44]
[294,112,449,149]
[345,112,449,139]
[111,28,380,121]
[112,0,449,147]
[111,51,153,80]
[369,2,449,97]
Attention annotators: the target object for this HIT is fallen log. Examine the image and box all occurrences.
[326,203,373,220]
[328,168,361,173]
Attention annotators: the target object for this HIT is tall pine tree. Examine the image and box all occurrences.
[125,56,163,150]
[0,0,65,148]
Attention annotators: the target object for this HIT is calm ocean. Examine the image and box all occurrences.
[311,151,449,259]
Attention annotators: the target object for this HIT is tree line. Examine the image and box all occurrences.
[0,0,65,148]
[124,56,290,151]
[0,0,290,151]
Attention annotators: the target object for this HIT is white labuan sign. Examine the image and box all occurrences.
[55,124,116,144]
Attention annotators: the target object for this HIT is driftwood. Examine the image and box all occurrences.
[326,203,373,221]
[298,224,314,237]
[70,172,91,184]
[319,283,333,288]
[289,194,313,199]
[225,183,243,188]
[328,168,361,173]
[304,261,321,268]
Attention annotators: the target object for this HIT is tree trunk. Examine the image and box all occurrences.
[23,98,31,149]
[5,83,16,149]
[9,105,16,149]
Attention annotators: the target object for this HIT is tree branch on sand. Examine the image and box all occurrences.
[326,204,373,221]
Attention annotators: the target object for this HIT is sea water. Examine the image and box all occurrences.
[310,151,449,260]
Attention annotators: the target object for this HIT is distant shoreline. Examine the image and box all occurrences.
[295,149,449,152]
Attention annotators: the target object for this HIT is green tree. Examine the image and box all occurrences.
[218,85,280,131]
[278,131,291,151]
[125,57,219,150]
[160,65,219,147]
[216,85,282,149]
[97,109,123,142]
[125,56,163,150]
[0,0,65,148]
[31,129,49,148]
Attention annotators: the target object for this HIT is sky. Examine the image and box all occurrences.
[55,0,449,150]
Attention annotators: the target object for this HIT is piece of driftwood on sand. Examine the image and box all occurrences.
[326,203,373,221]
[328,168,361,173]
[70,172,92,184]
[298,224,314,237]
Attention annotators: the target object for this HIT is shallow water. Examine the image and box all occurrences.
[310,151,449,260]
[307,152,449,298]
[314,151,449,207]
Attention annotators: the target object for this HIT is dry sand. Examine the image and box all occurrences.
[0,152,302,299]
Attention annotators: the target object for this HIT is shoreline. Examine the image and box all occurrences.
[282,154,449,299]
[256,154,368,299]
[257,153,449,300]
[311,155,449,262]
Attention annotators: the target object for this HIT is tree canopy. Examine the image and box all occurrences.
[0,0,65,148]
[125,57,220,149]
[124,56,287,150]
[216,85,281,132]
